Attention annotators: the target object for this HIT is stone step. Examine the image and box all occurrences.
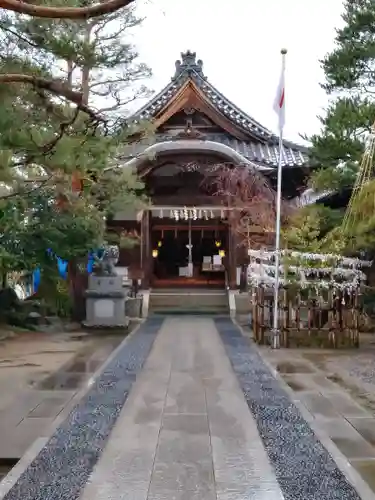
[149,289,229,314]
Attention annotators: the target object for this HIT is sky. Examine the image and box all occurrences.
[131,0,345,144]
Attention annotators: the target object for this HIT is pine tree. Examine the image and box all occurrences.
[0,0,135,19]
[3,2,152,117]
[308,0,375,193]
[0,2,151,318]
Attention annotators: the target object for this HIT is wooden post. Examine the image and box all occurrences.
[282,288,289,347]
[251,286,258,342]
[228,225,237,289]
[259,286,265,344]
[140,210,150,289]
[353,289,360,347]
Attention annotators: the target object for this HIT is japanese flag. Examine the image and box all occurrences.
[273,55,286,131]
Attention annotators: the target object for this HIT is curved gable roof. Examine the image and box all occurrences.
[133,51,309,169]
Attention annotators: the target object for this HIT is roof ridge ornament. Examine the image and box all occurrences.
[173,50,205,80]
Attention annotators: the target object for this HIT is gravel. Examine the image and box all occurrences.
[2,317,164,500]
[215,317,362,500]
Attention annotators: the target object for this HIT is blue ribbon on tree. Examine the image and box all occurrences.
[33,249,97,293]
[33,268,41,292]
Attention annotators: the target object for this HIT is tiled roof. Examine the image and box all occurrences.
[124,133,308,170]
[134,51,309,168]
[203,134,308,168]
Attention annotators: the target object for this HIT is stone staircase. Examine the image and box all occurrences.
[148,288,229,315]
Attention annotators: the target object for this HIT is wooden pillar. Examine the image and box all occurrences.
[140,210,151,289]
[228,225,237,289]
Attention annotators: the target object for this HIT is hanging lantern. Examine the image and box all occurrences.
[158,241,162,247]
[219,249,225,257]
[215,240,222,248]
[152,249,159,258]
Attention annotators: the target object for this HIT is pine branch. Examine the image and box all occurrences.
[0,74,100,119]
[0,0,135,19]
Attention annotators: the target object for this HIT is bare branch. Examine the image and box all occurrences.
[202,163,288,249]
[0,0,135,19]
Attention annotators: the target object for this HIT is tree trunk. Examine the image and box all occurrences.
[68,259,88,322]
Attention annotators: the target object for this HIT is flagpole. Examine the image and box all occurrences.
[272,48,287,349]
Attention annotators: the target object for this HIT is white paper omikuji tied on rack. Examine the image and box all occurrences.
[247,248,370,292]
[248,249,372,268]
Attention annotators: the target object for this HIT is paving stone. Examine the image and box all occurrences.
[161,414,208,435]
[347,417,375,448]
[300,392,341,418]
[312,374,341,391]
[349,459,375,494]
[149,461,215,492]
[321,391,369,418]
[27,397,67,418]
[17,417,55,436]
[332,436,375,460]
[147,489,216,500]
[0,393,45,427]
[155,430,211,464]
[164,372,207,414]
[215,481,285,500]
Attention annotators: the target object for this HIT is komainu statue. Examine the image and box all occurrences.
[93,244,119,276]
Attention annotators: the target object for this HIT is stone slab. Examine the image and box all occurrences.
[347,417,375,448]
[315,417,375,459]
[27,397,67,418]
[320,391,369,418]
[164,372,207,414]
[0,393,45,427]
[349,459,375,494]
[299,392,341,418]
[161,414,209,435]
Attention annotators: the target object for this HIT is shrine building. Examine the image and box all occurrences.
[109,51,311,290]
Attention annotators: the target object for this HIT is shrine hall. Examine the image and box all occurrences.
[108,50,311,290]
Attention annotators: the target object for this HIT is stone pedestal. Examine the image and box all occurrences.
[83,275,128,328]
[125,296,143,318]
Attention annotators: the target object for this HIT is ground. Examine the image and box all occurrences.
[0,328,123,467]
[1,318,375,499]
[260,334,375,495]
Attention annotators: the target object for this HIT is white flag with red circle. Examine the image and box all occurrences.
[273,58,286,132]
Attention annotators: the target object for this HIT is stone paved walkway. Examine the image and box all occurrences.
[80,317,282,500]
[0,316,369,500]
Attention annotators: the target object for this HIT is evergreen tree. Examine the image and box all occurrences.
[308,0,375,193]
[0,1,151,318]
[289,0,375,256]
[2,2,151,117]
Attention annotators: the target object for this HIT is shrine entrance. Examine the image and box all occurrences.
[150,218,228,288]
